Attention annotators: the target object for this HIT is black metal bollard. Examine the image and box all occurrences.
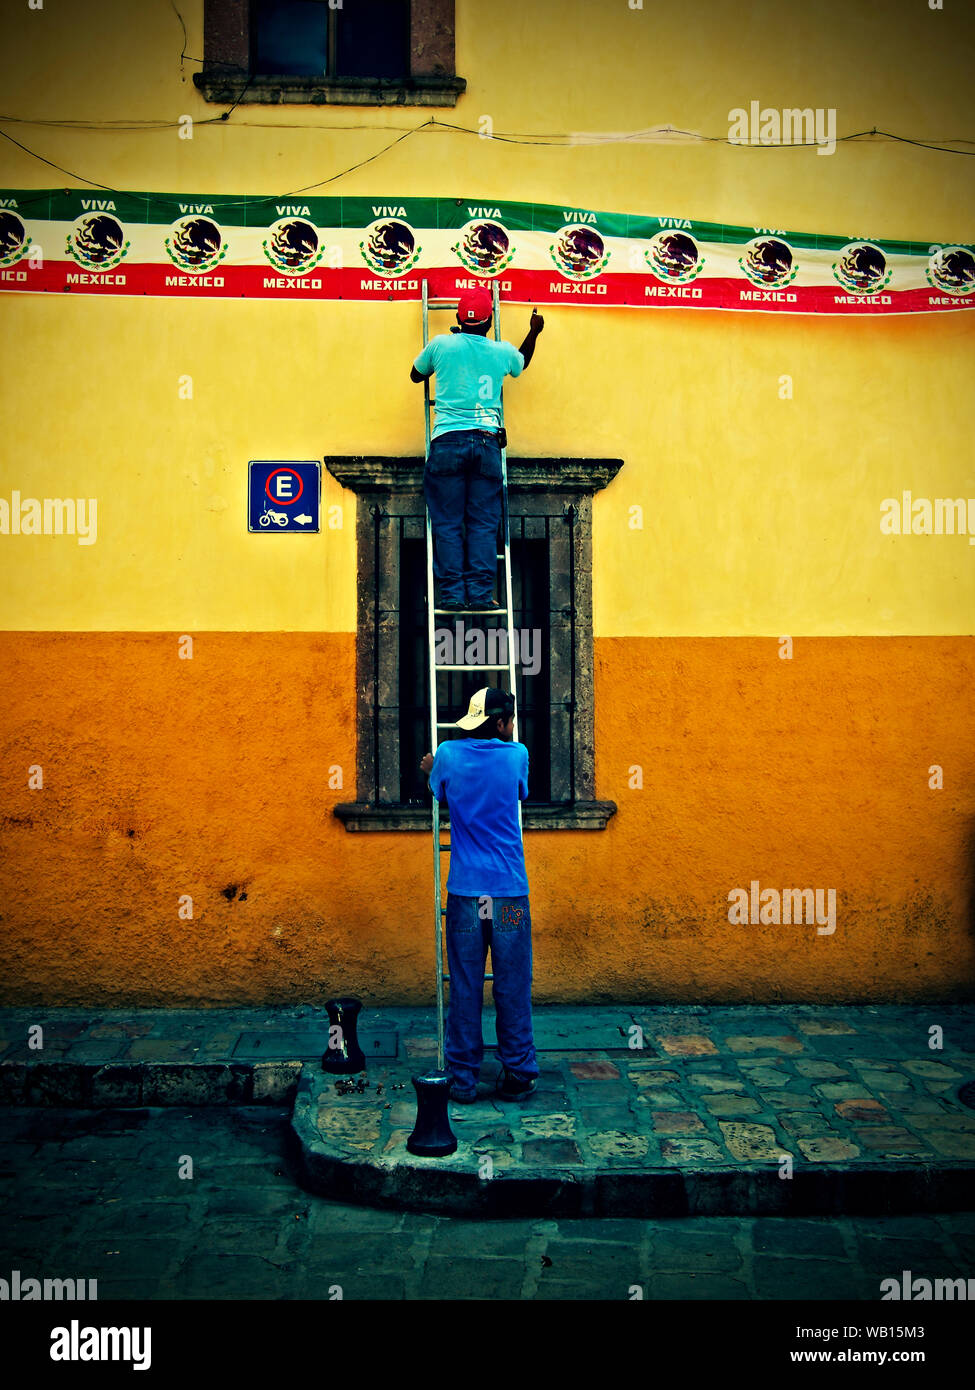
[406,1070,457,1157]
[322,996,366,1074]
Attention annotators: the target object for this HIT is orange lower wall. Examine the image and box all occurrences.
[1,633,972,1005]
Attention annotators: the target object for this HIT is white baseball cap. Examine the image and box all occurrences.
[454,686,513,730]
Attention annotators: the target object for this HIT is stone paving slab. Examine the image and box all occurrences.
[294,1039,975,1216]
[2,1004,974,1217]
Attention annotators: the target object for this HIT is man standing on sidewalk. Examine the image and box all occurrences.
[419,686,539,1102]
[411,288,544,611]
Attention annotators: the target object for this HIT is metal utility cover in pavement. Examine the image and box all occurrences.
[233,1030,398,1059]
[485,1021,630,1051]
[360,1031,399,1059]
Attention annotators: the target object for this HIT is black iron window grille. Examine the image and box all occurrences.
[398,518,553,806]
[327,454,621,833]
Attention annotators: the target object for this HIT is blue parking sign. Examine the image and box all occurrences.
[248,461,321,533]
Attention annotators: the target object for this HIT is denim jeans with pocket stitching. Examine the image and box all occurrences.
[423,430,503,604]
[444,892,538,1093]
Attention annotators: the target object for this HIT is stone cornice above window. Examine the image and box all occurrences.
[324,456,624,495]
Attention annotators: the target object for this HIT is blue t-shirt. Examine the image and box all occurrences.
[428,737,529,896]
[413,333,524,440]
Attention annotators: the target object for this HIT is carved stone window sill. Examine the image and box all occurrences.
[333,802,618,832]
[192,73,466,106]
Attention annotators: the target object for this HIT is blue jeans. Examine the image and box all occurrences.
[423,430,503,605]
[445,893,538,1094]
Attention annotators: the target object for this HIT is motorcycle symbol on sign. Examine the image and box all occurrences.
[259,507,289,528]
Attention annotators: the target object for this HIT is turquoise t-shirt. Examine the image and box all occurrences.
[428,737,529,896]
[413,333,524,440]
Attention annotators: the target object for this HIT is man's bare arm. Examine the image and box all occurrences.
[410,365,431,383]
[518,309,545,371]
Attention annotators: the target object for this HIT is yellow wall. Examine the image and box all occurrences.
[3,296,973,635]
[1,0,973,1002]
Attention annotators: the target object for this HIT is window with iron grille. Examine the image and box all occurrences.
[327,454,621,832]
[195,0,466,106]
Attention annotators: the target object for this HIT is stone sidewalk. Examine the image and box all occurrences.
[2,1003,974,1217]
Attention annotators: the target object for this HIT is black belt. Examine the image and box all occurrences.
[459,428,500,437]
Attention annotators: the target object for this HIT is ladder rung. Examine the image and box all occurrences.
[433,608,506,616]
[428,297,460,308]
[443,974,495,982]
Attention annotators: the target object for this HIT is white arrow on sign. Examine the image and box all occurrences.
[294,514,313,525]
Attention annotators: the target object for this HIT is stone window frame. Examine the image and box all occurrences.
[326,455,622,832]
[194,0,466,106]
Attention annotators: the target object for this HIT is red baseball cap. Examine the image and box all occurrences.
[457,287,492,325]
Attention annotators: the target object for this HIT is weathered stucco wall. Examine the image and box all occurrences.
[1,634,971,1004]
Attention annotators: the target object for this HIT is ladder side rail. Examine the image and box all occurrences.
[421,279,448,1073]
[492,281,523,835]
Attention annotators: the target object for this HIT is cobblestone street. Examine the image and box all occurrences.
[2,1106,973,1301]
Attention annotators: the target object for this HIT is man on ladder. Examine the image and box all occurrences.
[410,286,544,610]
[410,279,541,1123]
[420,686,538,1102]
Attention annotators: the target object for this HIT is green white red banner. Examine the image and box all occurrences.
[1,189,972,315]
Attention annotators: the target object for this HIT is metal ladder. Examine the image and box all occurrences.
[421,277,521,1074]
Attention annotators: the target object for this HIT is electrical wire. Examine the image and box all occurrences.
[0,120,435,206]
[2,113,972,218]
[1,111,973,154]
[0,126,117,193]
[4,113,972,222]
